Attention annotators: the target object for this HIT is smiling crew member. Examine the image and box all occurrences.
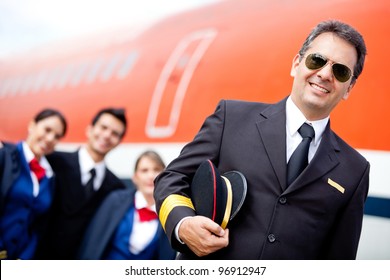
[154,20,369,260]
[36,108,128,260]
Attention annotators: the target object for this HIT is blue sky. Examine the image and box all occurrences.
[0,0,219,57]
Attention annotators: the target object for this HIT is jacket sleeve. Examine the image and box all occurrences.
[78,188,134,259]
[153,100,227,253]
[0,142,20,214]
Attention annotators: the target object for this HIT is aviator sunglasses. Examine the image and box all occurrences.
[304,53,353,83]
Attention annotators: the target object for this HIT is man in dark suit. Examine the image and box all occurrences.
[154,20,370,259]
[36,108,128,260]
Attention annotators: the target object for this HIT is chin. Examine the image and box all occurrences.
[145,190,154,196]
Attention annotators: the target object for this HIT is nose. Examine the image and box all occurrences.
[316,63,334,81]
[46,132,56,143]
[101,129,113,140]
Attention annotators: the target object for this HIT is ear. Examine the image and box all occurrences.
[27,120,35,134]
[132,174,140,189]
[85,125,92,138]
[290,54,301,77]
[25,121,36,146]
[343,80,356,100]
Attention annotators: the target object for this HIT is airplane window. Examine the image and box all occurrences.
[100,53,121,82]
[116,51,139,79]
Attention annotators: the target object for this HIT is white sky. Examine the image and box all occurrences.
[0,0,219,57]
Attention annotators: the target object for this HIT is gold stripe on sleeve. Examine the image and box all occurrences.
[0,250,7,259]
[159,194,195,231]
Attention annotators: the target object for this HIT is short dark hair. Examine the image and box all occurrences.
[298,20,367,83]
[34,108,67,137]
[91,107,127,138]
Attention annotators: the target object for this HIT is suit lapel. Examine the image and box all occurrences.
[256,98,288,191]
[62,151,87,214]
[255,99,340,194]
[285,122,340,194]
[102,189,134,244]
[99,169,116,194]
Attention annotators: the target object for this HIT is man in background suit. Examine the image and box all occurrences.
[36,108,127,260]
[154,20,370,259]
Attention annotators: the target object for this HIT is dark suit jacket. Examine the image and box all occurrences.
[154,98,370,260]
[0,142,20,213]
[36,150,126,259]
[78,187,176,260]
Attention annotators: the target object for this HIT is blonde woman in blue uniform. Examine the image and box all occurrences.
[0,109,67,259]
[78,150,176,259]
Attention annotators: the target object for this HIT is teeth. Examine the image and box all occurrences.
[311,83,329,93]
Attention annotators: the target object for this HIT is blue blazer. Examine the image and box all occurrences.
[78,187,176,260]
[0,142,54,259]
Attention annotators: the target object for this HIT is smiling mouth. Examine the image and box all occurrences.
[97,140,110,149]
[310,82,330,93]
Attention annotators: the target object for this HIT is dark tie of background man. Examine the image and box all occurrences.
[84,168,96,198]
[287,123,315,186]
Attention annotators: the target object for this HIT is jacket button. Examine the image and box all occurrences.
[268,234,276,243]
[279,197,287,204]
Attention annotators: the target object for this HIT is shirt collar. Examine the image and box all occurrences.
[286,96,329,145]
[22,142,53,177]
[134,190,156,212]
[78,146,106,180]
[79,146,105,170]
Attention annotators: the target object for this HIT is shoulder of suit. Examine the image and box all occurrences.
[222,99,273,109]
[46,150,77,170]
[104,168,126,186]
[0,141,17,151]
[331,130,368,163]
[0,142,21,178]
[99,187,134,213]
[219,99,273,117]
[0,141,19,162]
[110,187,135,199]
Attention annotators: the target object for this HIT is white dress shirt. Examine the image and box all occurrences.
[78,146,106,191]
[22,142,53,197]
[285,96,329,163]
[129,191,158,254]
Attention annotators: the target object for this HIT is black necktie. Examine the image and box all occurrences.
[287,123,315,186]
[84,168,96,199]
